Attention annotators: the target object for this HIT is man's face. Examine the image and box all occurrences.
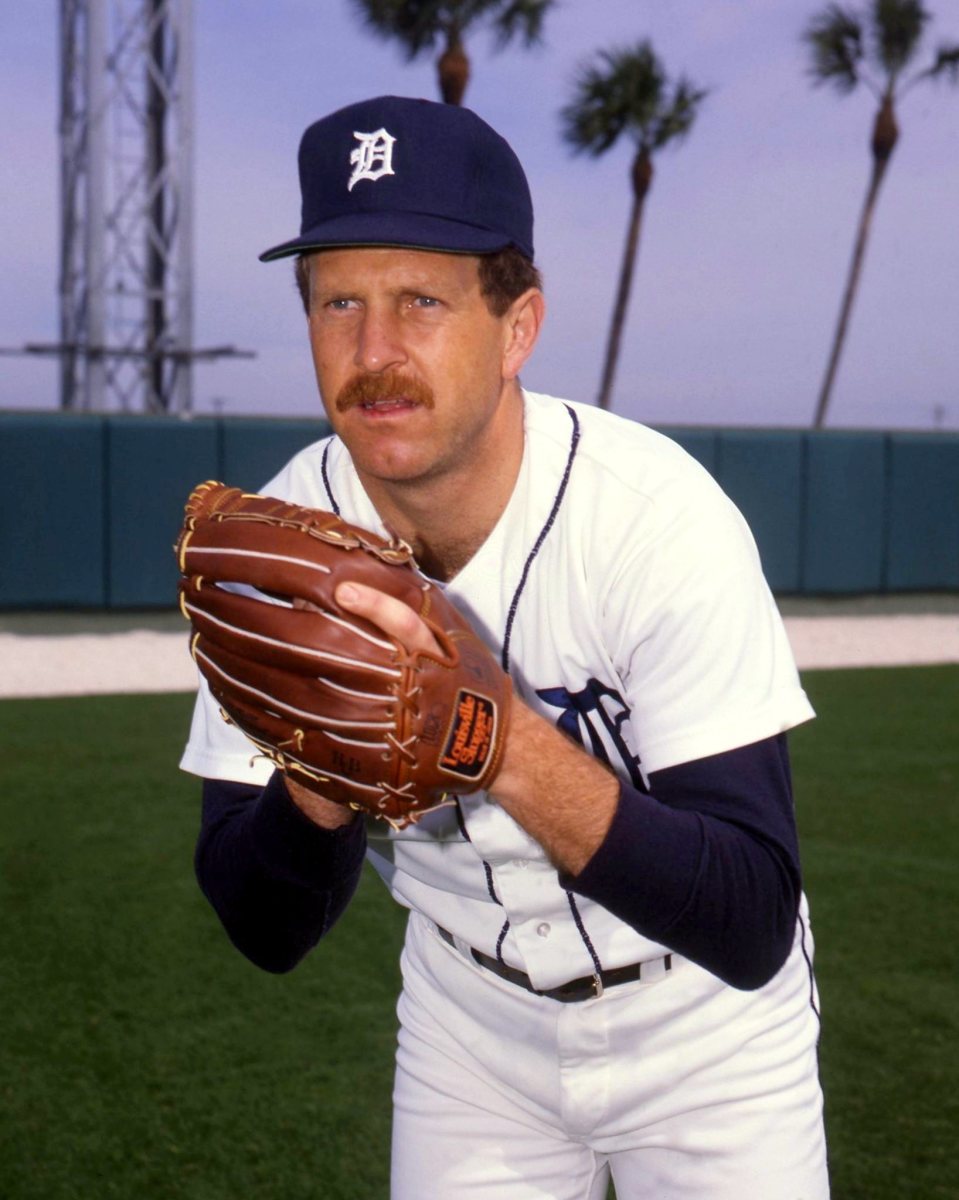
[305,247,530,488]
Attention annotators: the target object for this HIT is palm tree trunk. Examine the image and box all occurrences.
[813,96,898,428]
[597,151,651,411]
[438,33,470,105]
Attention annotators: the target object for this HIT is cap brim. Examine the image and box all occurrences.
[259,211,526,262]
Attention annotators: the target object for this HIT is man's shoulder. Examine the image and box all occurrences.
[259,429,339,503]
[523,391,718,503]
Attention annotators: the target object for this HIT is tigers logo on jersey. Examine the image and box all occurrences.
[537,679,648,792]
[348,128,396,192]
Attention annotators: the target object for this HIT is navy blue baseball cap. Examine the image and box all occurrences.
[259,95,534,263]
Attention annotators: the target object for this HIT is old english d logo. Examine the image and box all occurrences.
[439,689,497,780]
[348,128,396,191]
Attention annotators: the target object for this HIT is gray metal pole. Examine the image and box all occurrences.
[176,0,195,414]
[84,0,107,411]
[58,0,80,410]
[146,0,166,411]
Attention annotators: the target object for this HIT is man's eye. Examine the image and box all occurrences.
[411,296,440,308]
[327,298,357,311]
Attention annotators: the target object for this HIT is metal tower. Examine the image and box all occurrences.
[59,0,197,412]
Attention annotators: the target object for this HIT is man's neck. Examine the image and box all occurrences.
[357,405,525,583]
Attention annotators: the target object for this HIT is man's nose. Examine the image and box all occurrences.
[354,309,407,374]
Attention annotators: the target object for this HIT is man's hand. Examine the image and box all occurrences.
[335,581,443,657]
[284,579,445,828]
[283,582,444,828]
[333,581,619,875]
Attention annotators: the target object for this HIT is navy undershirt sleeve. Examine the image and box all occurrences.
[563,734,802,990]
[196,737,801,988]
[195,771,367,973]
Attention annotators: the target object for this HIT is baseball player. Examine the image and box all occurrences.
[180,96,829,1198]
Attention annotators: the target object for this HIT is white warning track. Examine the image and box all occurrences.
[1,613,957,700]
[0,630,199,698]
[783,613,959,670]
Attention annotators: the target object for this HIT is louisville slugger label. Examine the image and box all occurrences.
[438,690,496,780]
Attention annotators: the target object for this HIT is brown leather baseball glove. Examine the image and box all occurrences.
[175,481,511,828]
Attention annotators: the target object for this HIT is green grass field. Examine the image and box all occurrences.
[1,666,957,1198]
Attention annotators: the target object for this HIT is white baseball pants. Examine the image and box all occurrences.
[390,911,829,1199]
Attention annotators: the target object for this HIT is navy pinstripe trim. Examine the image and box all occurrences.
[566,891,604,976]
[797,910,821,1026]
[497,403,601,976]
[466,403,580,948]
[501,404,580,673]
[456,800,507,961]
[320,439,339,514]
[495,921,511,966]
[454,803,502,906]
[482,862,502,906]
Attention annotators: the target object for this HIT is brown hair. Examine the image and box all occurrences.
[293,246,542,318]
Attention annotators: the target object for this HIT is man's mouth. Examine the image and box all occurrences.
[358,396,418,412]
[335,370,435,414]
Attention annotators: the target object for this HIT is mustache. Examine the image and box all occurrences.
[334,371,435,413]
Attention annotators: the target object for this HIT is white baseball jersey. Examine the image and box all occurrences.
[181,390,814,992]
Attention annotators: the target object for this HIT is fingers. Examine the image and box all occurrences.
[336,581,442,657]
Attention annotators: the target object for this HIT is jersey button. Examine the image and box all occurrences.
[536,922,551,938]
[515,859,528,869]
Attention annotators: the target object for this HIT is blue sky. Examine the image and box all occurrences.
[2,0,958,429]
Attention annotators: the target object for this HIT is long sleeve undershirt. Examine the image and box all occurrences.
[195,733,801,989]
[562,734,802,989]
[195,771,367,974]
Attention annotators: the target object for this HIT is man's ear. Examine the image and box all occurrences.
[502,289,546,381]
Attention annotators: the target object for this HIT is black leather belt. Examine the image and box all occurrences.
[436,925,671,1003]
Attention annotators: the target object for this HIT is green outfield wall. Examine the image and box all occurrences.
[1,412,957,608]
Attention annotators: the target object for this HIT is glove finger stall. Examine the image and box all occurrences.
[180,516,430,616]
[203,683,397,811]
[180,578,401,681]
[193,633,397,733]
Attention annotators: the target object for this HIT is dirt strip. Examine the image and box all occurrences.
[1,614,957,699]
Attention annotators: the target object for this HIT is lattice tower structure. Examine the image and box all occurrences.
[59,0,194,412]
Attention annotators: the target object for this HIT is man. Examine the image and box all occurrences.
[181,95,829,1198]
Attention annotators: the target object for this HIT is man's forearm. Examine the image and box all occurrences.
[492,704,803,989]
[196,772,366,973]
[490,697,620,875]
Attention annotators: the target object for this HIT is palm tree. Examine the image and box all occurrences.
[560,42,706,411]
[804,0,959,428]
[348,0,555,105]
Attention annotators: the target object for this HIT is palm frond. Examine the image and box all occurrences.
[651,77,709,151]
[870,0,929,78]
[348,0,445,58]
[921,42,959,82]
[559,64,627,154]
[349,0,554,58]
[560,41,667,156]
[803,3,865,93]
[490,0,556,49]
